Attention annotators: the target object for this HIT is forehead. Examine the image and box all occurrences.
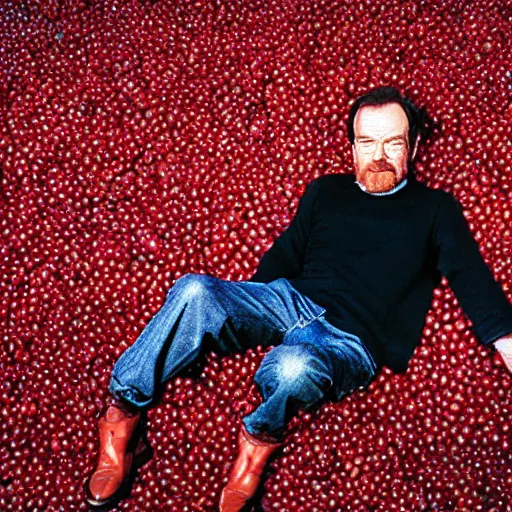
[354,102,409,138]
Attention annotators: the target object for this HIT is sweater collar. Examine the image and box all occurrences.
[355,178,408,196]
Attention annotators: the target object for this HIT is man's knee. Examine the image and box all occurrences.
[170,273,216,300]
[255,345,333,403]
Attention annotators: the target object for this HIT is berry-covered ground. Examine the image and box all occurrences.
[1,1,511,510]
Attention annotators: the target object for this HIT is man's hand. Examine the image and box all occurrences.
[494,335,512,373]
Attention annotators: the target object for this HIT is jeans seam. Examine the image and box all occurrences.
[287,309,326,333]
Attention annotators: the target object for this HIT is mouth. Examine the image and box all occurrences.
[366,162,395,174]
[368,168,390,173]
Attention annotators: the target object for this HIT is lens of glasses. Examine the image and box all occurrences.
[356,138,407,155]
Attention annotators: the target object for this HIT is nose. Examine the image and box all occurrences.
[373,141,385,161]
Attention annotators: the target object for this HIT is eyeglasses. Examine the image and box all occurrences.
[354,136,409,156]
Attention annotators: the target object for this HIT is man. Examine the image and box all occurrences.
[85,87,512,511]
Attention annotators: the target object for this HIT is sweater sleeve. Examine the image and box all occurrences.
[250,179,319,283]
[433,192,512,345]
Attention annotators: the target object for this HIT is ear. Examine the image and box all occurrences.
[411,135,420,160]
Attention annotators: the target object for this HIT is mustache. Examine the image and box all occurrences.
[366,161,396,173]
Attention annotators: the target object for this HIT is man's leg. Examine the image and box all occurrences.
[109,274,325,408]
[244,315,377,437]
[87,274,325,507]
[220,315,376,512]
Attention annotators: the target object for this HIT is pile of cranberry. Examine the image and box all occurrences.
[1,0,511,510]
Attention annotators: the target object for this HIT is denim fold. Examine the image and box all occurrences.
[110,274,376,436]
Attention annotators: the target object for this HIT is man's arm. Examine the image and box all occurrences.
[434,192,512,352]
[250,180,319,283]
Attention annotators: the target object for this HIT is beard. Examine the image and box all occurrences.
[359,161,401,194]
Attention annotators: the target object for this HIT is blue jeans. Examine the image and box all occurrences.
[110,274,377,438]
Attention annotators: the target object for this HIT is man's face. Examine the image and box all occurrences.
[352,102,417,194]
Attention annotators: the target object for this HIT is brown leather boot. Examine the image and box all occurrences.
[85,402,150,508]
[219,425,281,512]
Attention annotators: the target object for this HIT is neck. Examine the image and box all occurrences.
[356,178,408,196]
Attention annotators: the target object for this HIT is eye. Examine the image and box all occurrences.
[385,139,407,152]
[357,139,375,150]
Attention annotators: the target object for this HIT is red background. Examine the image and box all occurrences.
[1,0,511,510]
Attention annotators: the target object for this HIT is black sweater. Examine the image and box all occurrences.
[251,174,512,372]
